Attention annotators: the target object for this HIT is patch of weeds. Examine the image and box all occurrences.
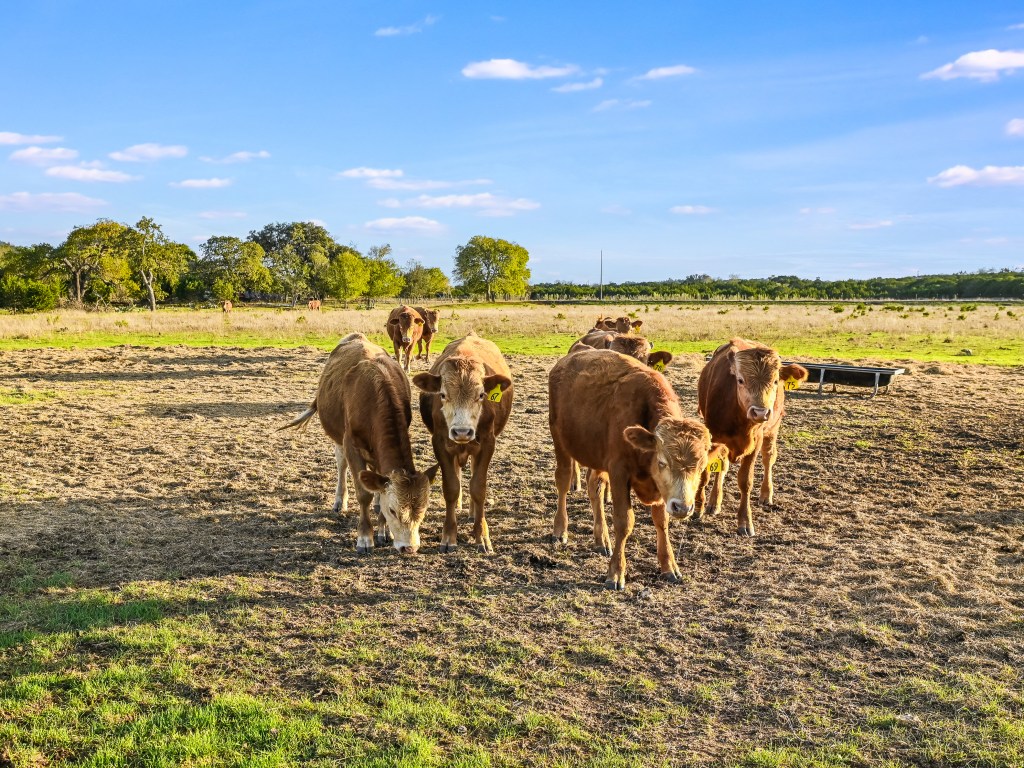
[0,388,58,406]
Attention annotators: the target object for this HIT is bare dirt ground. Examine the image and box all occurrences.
[2,345,1022,765]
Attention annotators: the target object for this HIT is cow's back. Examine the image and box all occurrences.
[317,334,403,444]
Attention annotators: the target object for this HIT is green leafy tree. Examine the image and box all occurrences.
[125,217,190,311]
[56,220,131,304]
[248,221,337,303]
[401,260,451,298]
[363,244,405,306]
[324,248,370,306]
[196,236,272,301]
[453,236,530,301]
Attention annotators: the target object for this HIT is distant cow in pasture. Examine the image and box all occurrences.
[697,338,809,536]
[386,305,425,373]
[221,300,232,312]
[413,333,513,553]
[279,333,438,554]
[571,331,672,370]
[593,316,643,334]
[308,299,322,311]
[549,347,728,590]
[413,306,440,362]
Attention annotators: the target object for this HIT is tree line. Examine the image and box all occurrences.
[0,218,531,311]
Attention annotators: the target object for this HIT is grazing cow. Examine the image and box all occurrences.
[570,331,672,370]
[279,333,439,553]
[412,333,513,553]
[308,299,322,311]
[697,338,809,536]
[549,347,728,590]
[593,316,643,334]
[221,300,232,312]
[386,305,425,373]
[413,306,440,362]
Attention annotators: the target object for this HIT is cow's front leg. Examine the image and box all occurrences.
[570,459,582,492]
[392,340,401,363]
[704,465,726,518]
[759,431,778,507]
[423,338,431,363]
[606,472,634,590]
[551,443,573,545]
[651,502,681,583]
[346,447,375,553]
[437,439,462,552]
[402,343,412,372]
[737,452,757,536]
[586,469,611,556]
[469,448,494,553]
[374,494,392,547]
[333,443,348,514]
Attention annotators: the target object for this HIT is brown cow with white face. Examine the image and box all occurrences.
[697,338,809,536]
[279,333,439,554]
[386,305,425,373]
[413,306,440,362]
[412,333,513,553]
[549,347,728,590]
[593,316,643,334]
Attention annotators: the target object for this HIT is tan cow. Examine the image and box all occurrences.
[413,306,440,362]
[386,305,425,373]
[221,300,232,312]
[412,333,513,553]
[593,316,643,334]
[280,333,438,553]
[308,299,322,311]
[549,348,728,590]
[571,331,672,370]
[696,338,809,536]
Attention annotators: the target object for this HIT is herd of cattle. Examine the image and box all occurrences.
[282,305,810,590]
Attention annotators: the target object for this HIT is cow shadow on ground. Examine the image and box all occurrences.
[140,402,308,419]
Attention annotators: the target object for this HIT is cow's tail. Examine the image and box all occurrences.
[277,400,318,432]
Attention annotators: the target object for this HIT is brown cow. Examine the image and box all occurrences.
[386,305,425,373]
[413,306,440,362]
[593,316,643,334]
[308,299,322,311]
[550,348,728,590]
[571,331,672,370]
[279,333,438,553]
[412,333,513,553]
[221,300,232,312]
[696,338,809,537]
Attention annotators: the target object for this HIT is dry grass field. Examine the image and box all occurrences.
[1,329,1022,765]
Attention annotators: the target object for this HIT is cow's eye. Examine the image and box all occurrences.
[439,392,447,401]
[658,460,667,469]
[478,391,486,401]
[737,377,745,385]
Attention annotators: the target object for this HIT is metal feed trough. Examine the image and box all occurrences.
[784,361,905,397]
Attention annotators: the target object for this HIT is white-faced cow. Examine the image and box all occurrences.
[412,333,513,553]
[549,347,728,590]
[412,306,440,362]
[280,333,438,554]
[696,338,809,536]
[386,305,425,373]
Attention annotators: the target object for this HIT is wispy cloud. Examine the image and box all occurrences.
[369,177,491,191]
[848,220,894,230]
[928,164,1024,187]
[1007,118,1024,136]
[593,99,652,112]
[634,64,697,80]
[9,146,78,165]
[364,216,444,233]
[0,191,106,212]
[45,165,140,182]
[462,58,579,80]
[375,14,438,37]
[601,204,632,216]
[200,150,270,163]
[170,178,233,188]
[670,205,716,215]
[799,207,837,214]
[109,143,188,162]
[552,77,603,93]
[0,132,62,145]
[386,192,540,217]
[198,210,247,219]
[337,167,404,179]
[1008,23,1024,30]
[921,49,1024,82]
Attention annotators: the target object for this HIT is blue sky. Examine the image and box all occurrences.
[2,1,1023,282]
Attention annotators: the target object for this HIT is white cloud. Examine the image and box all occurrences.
[45,165,140,182]
[928,164,1024,187]
[593,99,652,112]
[109,143,188,162]
[0,132,62,145]
[170,178,233,188]
[1008,23,1024,30]
[0,191,106,212]
[364,216,444,233]
[375,14,438,37]
[921,49,1024,82]
[198,210,247,219]
[635,64,697,80]
[308,218,328,227]
[552,77,603,93]
[671,205,716,215]
[368,177,491,191]
[1007,118,1024,136]
[394,192,540,216]
[799,207,837,214]
[337,167,404,179]
[848,220,894,230]
[9,146,78,165]
[200,150,270,163]
[462,58,579,80]
[601,204,632,216]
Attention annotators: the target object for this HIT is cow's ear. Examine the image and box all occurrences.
[414,317,424,325]
[412,373,442,393]
[623,425,658,452]
[483,374,512,394]
[780,363,810,383]
[424,464,440,484]
[708,443,729,463]
[726,349,738,375]
[648,351,672,370]
[631,319,643,330]
[359,470,390,491]
[388,317,399,325]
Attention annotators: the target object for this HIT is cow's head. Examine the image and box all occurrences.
[388,307,424,345]
[418,307,439,334]
[624,418,728,519]
[728,347,809,423]
[413,359,511,444]
[358,465,439,553]
[613,317,643,334]
[604,334,673,371]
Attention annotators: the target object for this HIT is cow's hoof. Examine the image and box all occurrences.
[659,572,682,584]
[374,531,392,546]
[549,533,568,547]
[737,526,755,537]
[439,542,458,554]
[477,541,494,554]
[355,539,373,554]
[332,502,342,514]
[597,545,612,557]
[759,498,775,509]
[605,579,625,591]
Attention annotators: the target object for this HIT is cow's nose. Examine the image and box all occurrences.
[668,498,693,518]
[748,406,771,422]
[450,427,474,442]
[399,545,419,555]
[402,336,412,344]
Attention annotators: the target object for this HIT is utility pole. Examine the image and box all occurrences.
[599,250,604,302]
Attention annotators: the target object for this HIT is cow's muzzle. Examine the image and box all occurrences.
[668,498,694,519]
[747,406,772,422]
[449,427,475,443]
[398,545,419,555]
[401,336,412,344]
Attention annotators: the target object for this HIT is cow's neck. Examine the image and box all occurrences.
[366,379,417,476]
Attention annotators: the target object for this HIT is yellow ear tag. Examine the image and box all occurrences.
[652,360,666,372]
[784,376,800,391]
[707,457,725,474]
[487,384,503,403]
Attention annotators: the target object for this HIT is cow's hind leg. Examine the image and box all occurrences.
[551,443,574,546]
[759,431,778,507]
[570,459,582,493]
[703,464,727,519]
[605,471,634,591]
[469,449,495,553]
[333,443,348,514]
[651,502,681,583]
[587,469,611,556]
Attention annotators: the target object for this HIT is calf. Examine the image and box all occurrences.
[279,333,438,553]
[412,333,513,553]
[308,299,322,311]
[221,300,232,312]
[386,305,425,372]
[697,338,809,536]
[549,348,728,590]
[593,316,643,334]
[413,306,440,362]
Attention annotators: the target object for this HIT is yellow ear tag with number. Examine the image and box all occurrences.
[784,376,800,391]
[487,384,503,403]
[707,457,725,474]
[652,360,666,372]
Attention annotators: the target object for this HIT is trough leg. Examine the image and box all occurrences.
[650,502,682,583]
[586,469,612,556]
[736,452,757,537]
[469,449,495,553]
[606,471,635,591]
[759,432,778,508]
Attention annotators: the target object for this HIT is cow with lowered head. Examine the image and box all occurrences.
[697,338,809,536]
[386,305,425,373]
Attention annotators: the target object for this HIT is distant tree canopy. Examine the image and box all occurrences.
[453,236,531,301]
